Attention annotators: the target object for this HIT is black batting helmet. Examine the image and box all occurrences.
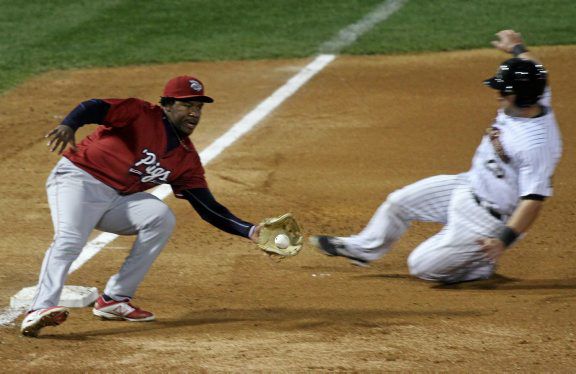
[484,58,547,107]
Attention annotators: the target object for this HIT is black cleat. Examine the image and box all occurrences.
[309,236,370,267]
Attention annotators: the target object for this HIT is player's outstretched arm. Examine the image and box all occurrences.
[182,188,256,239]
[491,29,541,64]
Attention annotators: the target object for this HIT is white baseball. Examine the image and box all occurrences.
[274,234,290,249]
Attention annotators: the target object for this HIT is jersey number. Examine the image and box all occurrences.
[485,159,505,179]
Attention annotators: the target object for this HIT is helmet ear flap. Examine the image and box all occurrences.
[515,93,539,107]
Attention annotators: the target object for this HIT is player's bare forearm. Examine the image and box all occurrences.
[479,199,543,261]
[491,30,541,64]
[505,199,543,234]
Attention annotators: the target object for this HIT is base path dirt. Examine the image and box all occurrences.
[0,47,574,372]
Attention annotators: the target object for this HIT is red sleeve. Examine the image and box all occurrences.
[101,98,152,128]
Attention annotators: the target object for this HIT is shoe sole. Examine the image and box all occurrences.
[92,309,155,322]
[309,236,370,267]
[309,236,335,256]
[21,309,69,338]
[349,259,371,268]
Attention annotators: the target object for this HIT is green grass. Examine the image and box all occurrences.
[346,0,576,54]
[0,0,384,92]
[1,0,575,93]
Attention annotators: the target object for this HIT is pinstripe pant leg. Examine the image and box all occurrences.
[343,174,465,261]
[407,185,504,283]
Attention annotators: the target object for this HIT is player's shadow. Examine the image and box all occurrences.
[44,306,486,340]
[355,273,411,280]
[355,272,576,291]
[432,274,576,291]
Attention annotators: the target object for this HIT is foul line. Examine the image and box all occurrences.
[2,0,407,325]
[319,0,408,54]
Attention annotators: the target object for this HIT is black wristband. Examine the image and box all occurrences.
[498,226,519,248]
[511,44,528,57]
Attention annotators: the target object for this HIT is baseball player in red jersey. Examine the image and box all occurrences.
[311,30,562,283]
[21,76,263,337]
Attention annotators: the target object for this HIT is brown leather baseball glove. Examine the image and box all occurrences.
[257,213,303,257]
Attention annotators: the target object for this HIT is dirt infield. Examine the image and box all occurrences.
[0,47,574,372]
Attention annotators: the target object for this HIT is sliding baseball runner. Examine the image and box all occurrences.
[311,30,562,284]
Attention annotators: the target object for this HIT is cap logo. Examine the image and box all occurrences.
[189,80,203,92]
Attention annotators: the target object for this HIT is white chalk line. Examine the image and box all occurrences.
[319,0,408,54]
[1,0,407,326]
[0,306,26,326]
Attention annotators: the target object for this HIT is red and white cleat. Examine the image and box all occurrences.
[21,306,69,337]
[92,296,155,322]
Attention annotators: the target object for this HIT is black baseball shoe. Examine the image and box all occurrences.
[309,236,370,267]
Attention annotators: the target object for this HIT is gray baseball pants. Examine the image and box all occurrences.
[30,157,176,311]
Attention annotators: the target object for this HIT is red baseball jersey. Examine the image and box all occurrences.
[64,98,208,196]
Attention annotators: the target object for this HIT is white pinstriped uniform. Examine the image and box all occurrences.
[469,90,560,214]
[340,89,562,283]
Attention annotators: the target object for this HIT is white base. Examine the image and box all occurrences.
[10,285,99,309]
